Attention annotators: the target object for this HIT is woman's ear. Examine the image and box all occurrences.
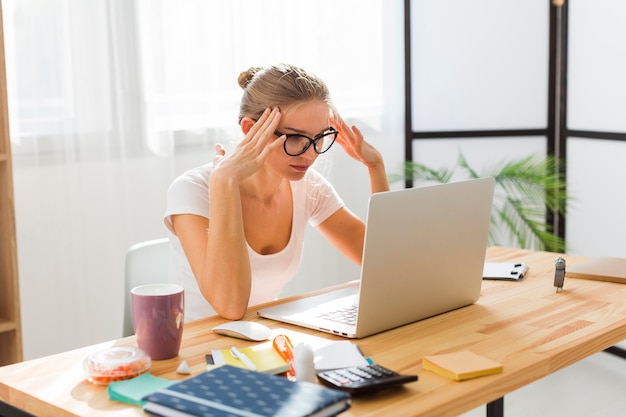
[240,117,255,134]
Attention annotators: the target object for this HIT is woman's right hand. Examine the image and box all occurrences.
[212,107,284,181]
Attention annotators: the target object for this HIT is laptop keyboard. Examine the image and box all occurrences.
[317,304,358,326]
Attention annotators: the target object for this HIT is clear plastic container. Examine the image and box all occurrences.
[83,346,151,385]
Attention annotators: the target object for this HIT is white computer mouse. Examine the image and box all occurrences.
[211,321,272,342]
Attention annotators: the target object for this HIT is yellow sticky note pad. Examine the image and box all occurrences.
[210,342,290,375]
[422,351,503,381]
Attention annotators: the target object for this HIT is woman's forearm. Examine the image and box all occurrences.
[201,171,251,319]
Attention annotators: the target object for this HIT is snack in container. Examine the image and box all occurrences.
[83,346,151,385]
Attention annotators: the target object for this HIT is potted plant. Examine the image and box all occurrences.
[389,152,569,252]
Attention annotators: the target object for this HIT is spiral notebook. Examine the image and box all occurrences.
[142,365,351,417]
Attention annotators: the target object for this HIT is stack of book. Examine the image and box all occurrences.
[142,365,351,417]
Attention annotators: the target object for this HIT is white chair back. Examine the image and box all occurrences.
[123,238,170,337]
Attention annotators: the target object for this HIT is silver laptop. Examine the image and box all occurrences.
[257,177,495,338]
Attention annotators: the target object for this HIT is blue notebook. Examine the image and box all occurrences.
[142,365,351,417]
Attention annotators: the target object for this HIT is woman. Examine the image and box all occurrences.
[164,64,389,321]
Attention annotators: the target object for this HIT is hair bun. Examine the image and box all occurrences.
[237,67,264,89]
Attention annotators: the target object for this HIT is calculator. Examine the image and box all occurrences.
[316,363,418,394]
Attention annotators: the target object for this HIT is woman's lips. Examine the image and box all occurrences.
[290,164,309,172]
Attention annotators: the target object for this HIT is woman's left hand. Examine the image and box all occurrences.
[332,111,383,169]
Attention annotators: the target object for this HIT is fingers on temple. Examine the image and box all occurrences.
[249,108,281,144]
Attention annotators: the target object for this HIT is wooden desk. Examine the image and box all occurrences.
[2,247,626,417]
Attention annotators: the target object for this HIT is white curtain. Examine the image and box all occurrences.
[3,0,404,359]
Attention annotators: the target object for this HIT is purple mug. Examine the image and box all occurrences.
[131,283,184,360]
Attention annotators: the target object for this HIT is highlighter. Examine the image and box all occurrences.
[272,334,295,379]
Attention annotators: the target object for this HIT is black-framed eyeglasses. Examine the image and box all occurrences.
[275,127,338,156]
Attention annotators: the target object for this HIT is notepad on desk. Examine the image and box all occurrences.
[208,342,290,375]
[566,256,626,284]
[422,350,503,381]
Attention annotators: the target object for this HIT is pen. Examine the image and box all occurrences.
[230,347,257,371]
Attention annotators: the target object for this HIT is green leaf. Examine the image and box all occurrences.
[392,151,570,252]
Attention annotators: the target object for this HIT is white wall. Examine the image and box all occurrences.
[408,0,626,259]
[14,154,181,358]
[565,0,626,257]
[566,139,626,257]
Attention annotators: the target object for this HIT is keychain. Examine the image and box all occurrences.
[554,256,566,292]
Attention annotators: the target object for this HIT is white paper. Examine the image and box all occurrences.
[312,340,369,371]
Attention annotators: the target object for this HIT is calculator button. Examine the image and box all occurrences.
[324,372,351,385]
[316,364,418,394]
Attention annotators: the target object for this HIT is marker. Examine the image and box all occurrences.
[272,334,295,379]
[230,347,256,371]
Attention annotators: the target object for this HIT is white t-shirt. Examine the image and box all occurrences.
[163,163,344,321]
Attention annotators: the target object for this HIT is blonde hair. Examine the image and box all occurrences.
[237,64,333,122]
